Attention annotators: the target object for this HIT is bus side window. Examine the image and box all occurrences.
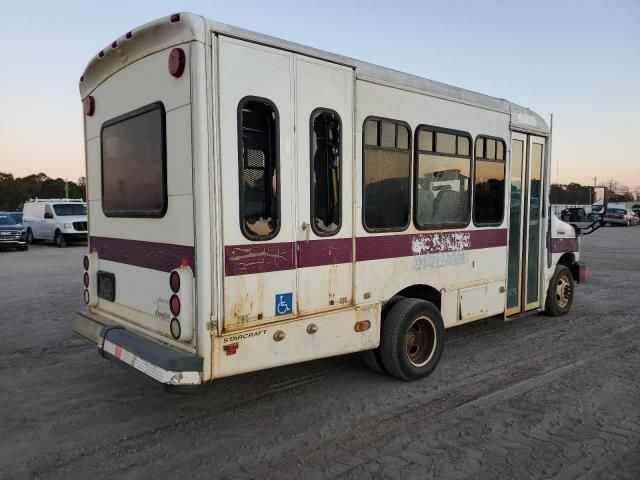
[238,97,280,240]
[473,136,506,226]
[362,118,411,231]
[414,126,472,229]
[310,109,341,236]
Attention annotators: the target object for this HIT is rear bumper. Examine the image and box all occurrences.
[72,310,203,385]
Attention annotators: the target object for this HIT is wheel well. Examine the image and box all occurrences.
[557,252,575,268]
[394,284,441,310]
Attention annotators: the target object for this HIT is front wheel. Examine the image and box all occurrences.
[545,265,574,316]
[380,298,445,381]
[54,230,67,248]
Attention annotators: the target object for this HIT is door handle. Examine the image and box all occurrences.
[301,221,310,242]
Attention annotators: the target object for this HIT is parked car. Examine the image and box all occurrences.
[0,213,28,251]
[1,211,24,224]
[632,204,640,218]
[22,199,88,247]
[560,207,588,223]
[603,208,639,226]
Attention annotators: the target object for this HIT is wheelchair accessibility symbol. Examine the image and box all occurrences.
[275,292,293,316]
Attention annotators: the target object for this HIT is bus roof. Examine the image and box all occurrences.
[80,12,549,135]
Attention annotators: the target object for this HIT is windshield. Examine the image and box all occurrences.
[0,215,18,226]
[52,204,87,216]
[606,208,625,215]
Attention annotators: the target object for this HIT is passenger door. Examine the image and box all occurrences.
[218,36,297,329]
[506,133,546,315]
[294,55,354,314]
[42,205,55,240]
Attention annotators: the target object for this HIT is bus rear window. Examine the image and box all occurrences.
[101,102,167,217]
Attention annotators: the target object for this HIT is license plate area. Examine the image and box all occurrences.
[97,271,116,302]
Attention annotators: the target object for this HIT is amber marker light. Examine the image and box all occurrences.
[354,320,371,332]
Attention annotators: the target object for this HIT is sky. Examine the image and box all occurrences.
[0,0,638,188]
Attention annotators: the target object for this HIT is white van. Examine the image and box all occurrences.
[22,199,88,247]
[72,13,587,387]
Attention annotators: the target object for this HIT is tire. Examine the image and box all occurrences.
[361,295,405,375]
[26,228,34,244]
[379,298,445,381]
[54,230,67,248]
[545,265,574,316]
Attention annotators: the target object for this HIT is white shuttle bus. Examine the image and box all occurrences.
[73,13,589,386]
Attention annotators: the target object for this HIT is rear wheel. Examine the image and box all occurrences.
[26,228,34,244]
[545,265,574,316]
[54,230,67,248]
[379,298,444,381]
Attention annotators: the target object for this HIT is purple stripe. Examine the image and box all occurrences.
[90,236,195,274]
[224,242,295,276]
[550,237,579,253]
[298,237,353,268]
[356,229,508,262]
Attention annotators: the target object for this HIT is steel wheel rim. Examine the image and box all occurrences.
[556,275,571,308]
[405,316,437,367]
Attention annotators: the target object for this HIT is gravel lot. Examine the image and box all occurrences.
[1,227,639,480]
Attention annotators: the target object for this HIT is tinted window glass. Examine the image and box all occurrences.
[486,139,496,159]
[363,119,411,230]
[457,136,470,156]
[364,120,378,145]
[397,125,409,149]
[436,132,456,154]
[474,136,506,225]
[53,204,87,216]
[415,127,471,228]
[418,130,433,151]
[238,99,279,240]
[381,122,396,148]
[311,110,341,236]
[101,103,166,217]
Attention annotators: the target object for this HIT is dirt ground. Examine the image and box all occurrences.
[1,227,639,480]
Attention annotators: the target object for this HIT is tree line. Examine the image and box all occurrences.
[550,180,639,205]
[0,172,86,211]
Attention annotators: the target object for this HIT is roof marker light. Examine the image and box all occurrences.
[83,96,95,116]
[180,258,189,267]
[168,48,185,78]
[170,13,180,23]
[98,50,104,58]
[80,75,84,83]
[111,41,117,49]
[125,31,132,39]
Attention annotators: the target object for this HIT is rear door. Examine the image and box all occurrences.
[218,36,297,329]
[294,55,354,314]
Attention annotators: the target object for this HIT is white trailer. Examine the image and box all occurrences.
[73,13,585,385]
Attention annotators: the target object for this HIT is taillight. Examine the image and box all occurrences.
[83,255,89,271]
[170,294,181,316]
[169,271,180,293]
[83,272,89,288]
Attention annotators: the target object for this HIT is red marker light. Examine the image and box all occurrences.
[98,50,104,58]
[180,258,189,267]
[125,31,132,39]
[83,96,95,116]
[168,48,185,78]
[170,13,180,23]
[223,343,239,355]
[111,41,117,49]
